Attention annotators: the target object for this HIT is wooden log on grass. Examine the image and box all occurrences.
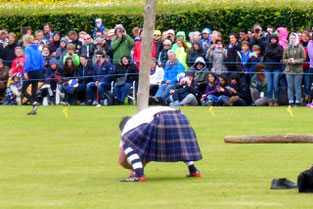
[224,134,313,143]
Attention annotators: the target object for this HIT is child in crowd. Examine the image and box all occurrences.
[246,45,262,79]
[3,72,23,105]
[236,41,251,84]
[93,19,105,38]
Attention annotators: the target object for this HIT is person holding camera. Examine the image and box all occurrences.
[283,33,306,107]
[249,24,270,56]
[91,35,111,62]
[111,25,135,65]
[62,44,80,67]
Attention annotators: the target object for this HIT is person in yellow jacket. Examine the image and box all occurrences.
[175,39,189,70]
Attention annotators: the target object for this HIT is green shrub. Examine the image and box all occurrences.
[0,8,312,41]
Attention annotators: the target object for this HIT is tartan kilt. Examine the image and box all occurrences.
[122,110,202,162]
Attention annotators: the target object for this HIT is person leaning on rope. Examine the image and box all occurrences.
[118,106,202,182]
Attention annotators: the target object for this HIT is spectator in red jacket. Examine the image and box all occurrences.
[132,29,156,70]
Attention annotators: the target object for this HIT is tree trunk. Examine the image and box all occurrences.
[224,134,313,143]
[136,0,157,113]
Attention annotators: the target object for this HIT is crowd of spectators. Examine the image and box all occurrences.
[0,20,313,107]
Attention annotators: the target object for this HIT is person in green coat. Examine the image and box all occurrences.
[111,24,135,65]
[283,33,306,106]
[63,44,80,67]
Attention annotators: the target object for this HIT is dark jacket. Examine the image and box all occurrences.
[249,32,270,55]
[173,81,198,101]
[226,42,241,72]
[114,62,138,83]
[75,61,93,84]
[263,34,283,71]
[159,48,169,67]
[4,42,18,67]
[92,60,115,83]
[187,40,206,67]
[80,44,94,58]
[45,58,63,84]
[49,40,60,54]
[230,81,251,104]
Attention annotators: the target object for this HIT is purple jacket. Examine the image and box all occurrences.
[308,40,313,68]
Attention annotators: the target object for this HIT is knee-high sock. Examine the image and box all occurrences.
[185,161,198,173]
[124,147,144,177]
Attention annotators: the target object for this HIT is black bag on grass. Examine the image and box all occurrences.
[297,166,313,193]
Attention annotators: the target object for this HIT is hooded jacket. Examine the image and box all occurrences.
[187,40,206,67]
[277,27,288,49]
[189,57,210,85]
[24,44,45,73]
[263,34,283,71]
[56,38,68,67]
[45,58,63,80]
[171,31,192,52]
[283,33,306,73]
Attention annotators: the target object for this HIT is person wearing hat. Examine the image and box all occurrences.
[171,31,192,52]
[165,72,199,106]
[87,50,114,106]
[3,72,23,105]
[153,30,163,59]
[93,18,106,38]
[201,28,211,51]
[133,29,156,70]
[48,31,61,54]
[118,106,202,182]
[111,24,135,65]
[158,39,172,67]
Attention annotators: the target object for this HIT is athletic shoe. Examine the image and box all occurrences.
[186,170,201,178]
[120,176,146,182]
[129,171,138,178]
[307,103,313,108]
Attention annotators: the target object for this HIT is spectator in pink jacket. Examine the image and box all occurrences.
[277,27,288,49]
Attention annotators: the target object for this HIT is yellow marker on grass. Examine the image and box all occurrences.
[63,107,68,119]
[209,106,215,118]
[287,106,293,117]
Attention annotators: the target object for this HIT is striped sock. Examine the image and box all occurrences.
[124,147,144,177]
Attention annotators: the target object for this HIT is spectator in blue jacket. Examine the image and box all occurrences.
[93,19,105,38]
[201,28,211,51]
[73,54,93,105]
[154,50,185,102]
[22,35,45,110]
[87,50,114,105]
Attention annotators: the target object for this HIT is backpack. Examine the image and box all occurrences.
[278,86,288,105]
[297,166,313,193]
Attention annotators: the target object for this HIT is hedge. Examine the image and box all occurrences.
[0,8,313,41]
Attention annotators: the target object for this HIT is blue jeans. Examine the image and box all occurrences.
[219,95,230,106]
[303,68,313,96]
[87,81,111,103]
[264,70,280,99]
[114,82,132,103]
[207,95,221,104]
[155,83,175,101]
[286,73,302,104]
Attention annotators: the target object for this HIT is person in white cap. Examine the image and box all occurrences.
[93,18,105,37]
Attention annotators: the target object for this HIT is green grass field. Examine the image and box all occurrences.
[1,106,313,208]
